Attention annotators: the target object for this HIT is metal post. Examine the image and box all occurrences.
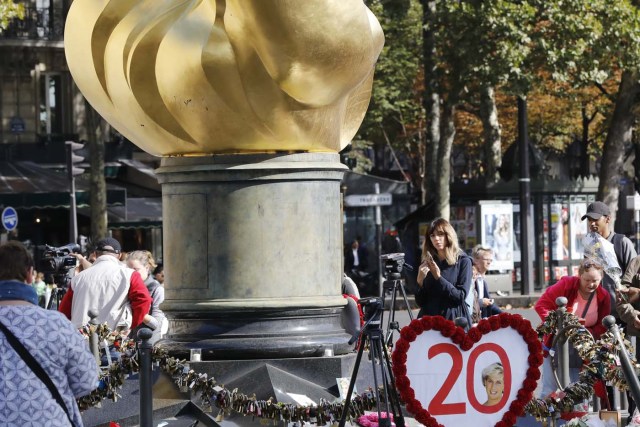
[138,327,154,427]
[603,316,640,405]
[518,96,535,295]
[375,183,383,297]
[65,143,78,244]
[555,297,570,389]
[88,308,100,364]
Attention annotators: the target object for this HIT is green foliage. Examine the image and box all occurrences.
[0,0,25,32]
[528,0,640,86]
[358,0,640,190]
[436,0,537,95]
[356,0,423,178]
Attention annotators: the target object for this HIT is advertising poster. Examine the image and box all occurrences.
[553,266,569,280]
[570,203,587,260]
[511,204,534,263]
[550,204,569,261]
[480,203,514,271]
[451,206,477,249]
[405,328,529,426]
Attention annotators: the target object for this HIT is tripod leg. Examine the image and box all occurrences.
[380,340,405,427]
[339,336,366,427]
[398,281,414,321]
[369,333,393,426]
[384,285,398,347]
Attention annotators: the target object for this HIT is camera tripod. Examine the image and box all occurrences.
[46,287,66,310]
[338,297,405,427]
[381,273,414,348]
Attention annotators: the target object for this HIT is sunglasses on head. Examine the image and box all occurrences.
[583,260,603,269]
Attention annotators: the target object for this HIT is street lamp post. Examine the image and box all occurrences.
[518,97,535,295]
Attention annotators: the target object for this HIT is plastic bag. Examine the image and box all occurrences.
[582,232,622,287]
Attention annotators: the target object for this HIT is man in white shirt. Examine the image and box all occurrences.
[472,245,503,318]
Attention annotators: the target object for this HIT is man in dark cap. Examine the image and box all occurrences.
[582,201,636,316]
[59,237,152,331]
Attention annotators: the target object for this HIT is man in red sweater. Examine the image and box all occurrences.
[59,237,152,331]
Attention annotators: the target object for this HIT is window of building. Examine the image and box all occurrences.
[39,72,63,135]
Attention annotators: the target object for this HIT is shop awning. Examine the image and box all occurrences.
[107,197,162,229]
[0,161,126,209]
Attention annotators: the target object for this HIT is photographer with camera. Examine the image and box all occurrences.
[415,218,473,328]
[0,241,98,426]
[58,237,152,332]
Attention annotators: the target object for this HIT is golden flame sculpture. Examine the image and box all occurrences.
[64,0,384,156]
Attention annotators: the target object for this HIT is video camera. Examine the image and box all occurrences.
[37,243,81,286]
[381,252,405,279]
[359,296,384,324]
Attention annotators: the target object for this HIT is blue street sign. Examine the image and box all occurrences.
[10,117,25,134]
[2,207,18,231]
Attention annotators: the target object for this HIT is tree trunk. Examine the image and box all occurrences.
[421,0,440,211]
[479,84,502,183]
[436,98,456,221]
[85,99,108,242]
[597,71,640,226]
[581,104,590,177]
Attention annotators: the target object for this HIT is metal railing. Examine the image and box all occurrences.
[0,6,65,41]
[86,309,156,427]
[547,300,640,425]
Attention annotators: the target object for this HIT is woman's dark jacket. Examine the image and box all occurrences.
[415,253,473,326]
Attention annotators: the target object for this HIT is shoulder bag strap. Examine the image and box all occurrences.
[580,291,596,318]
[0,320,75,426]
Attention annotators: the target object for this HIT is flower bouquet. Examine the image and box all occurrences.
[356,412,395,427]
[582,232,622,288]
[566,414,606,427]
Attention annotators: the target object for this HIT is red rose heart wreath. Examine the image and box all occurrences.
[391,313,543,427]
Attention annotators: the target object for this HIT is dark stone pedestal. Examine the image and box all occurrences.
[156,154,350,359]
[160,307,352,361]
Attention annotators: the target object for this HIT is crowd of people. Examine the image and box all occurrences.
[345,200,640,414]
[4,197,640,424]
[0,236,169,425]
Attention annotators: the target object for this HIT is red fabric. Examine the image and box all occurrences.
[343,294,364,326]
[535,275,610,344]
[593,380,610,410]
[58,287,74,320]
[128,271,152,328]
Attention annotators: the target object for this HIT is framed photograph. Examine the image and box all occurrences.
[600,410,621,427]
[479,201,514,271]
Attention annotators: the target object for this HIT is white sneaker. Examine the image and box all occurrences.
[496,291,508,297]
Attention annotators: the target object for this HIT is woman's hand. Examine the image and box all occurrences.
[416,261,429,286]
[426,257,441,280]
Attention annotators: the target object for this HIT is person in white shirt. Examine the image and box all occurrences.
[472,245,503,318]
